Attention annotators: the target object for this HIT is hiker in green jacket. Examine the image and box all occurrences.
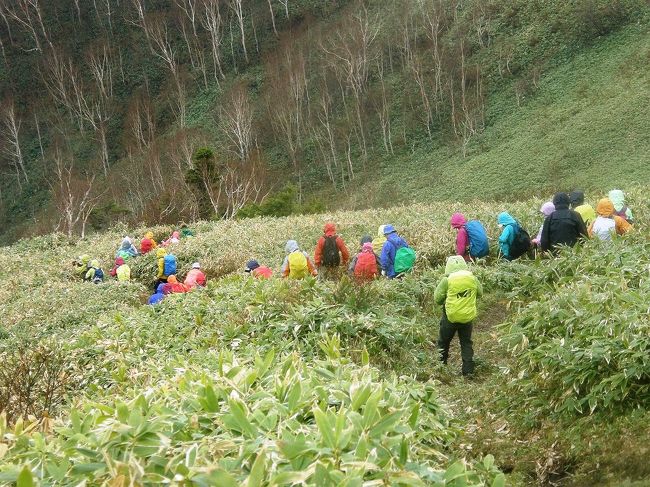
[434,256,483,376]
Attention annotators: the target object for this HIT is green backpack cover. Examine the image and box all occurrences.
[394,247,416,274]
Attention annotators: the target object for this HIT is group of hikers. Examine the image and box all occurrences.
[71,189,634,377]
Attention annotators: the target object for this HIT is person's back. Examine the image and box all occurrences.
[184,263,206,288]
[117,237,138,258]
[74,254,91,277]
[450,213,469,260]
[315,223,349,279]
[570,191,596,227]
[116,263,131,282]
[497,212,518,260]
[85,259,104,284]
[148,284,166,305]
[541,192,588,252]
[589,198,632,241]
[282,240,316,279]
[353,242,380,282]
[532,202,555,246]
[245,259,273,279]
[434,256,483,376]
[141,232,157,254]
[164,275,188,294]
[380,225,411,279]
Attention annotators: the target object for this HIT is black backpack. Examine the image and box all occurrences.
[509,223,531,259]
[321,235,341,267]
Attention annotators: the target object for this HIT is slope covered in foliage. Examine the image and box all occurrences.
[0,189,649,484]
[0,0,648,241]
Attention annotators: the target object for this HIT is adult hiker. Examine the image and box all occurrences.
[497,212,530,261]
[180,223,195,238]
[349,241,381,282]
[372,225,387,256]
[184,262,207,289]
[380,225,415,279]
[73,254,91,278]
[162,231,181,247]
[140,232,158,254]
[116,236,138,259]
[540,192,588,253]
[245,260,273,279]
[281,240,317,279]
[148,283,166,305]
[314,223,350,280]
[348,236,381,275]
[434,256,482,376]
[589,198,632,241]
[154,248,170,289]
[450,213,489,261]
[531,201,555,247]
[84,259,104,284]
[608,189,634,223]
[163,275,188,294]
[110,257,131,282]
[569,191,596,227]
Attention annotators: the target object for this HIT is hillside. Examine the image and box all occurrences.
[0,0,649,241]
[0,189,649,484]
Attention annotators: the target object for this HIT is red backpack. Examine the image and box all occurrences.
[354,251,378,280]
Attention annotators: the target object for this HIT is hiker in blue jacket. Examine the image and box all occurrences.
[497,212,518,260]
[380,224,409,279]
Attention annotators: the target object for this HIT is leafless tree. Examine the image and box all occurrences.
[267,0,277,36]
[0,0,51,52]
[218,82,254,162]
[0,99,28,185]
[200,0,226,82]
[228,0,247,63]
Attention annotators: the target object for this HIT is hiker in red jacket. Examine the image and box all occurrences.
[314,223,349,280]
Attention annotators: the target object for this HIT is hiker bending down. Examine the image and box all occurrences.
[450,213,489,261]
[282,240,317,279]
[184,262,207,289]
[154,248,174,289]
[380,225,416,279]
[497,212,530,260]
[163,275,188,294]
[140,232,158,254]
[162,231,181,247]
[348,236,381,277]
[116,237,138,259]
[569,191,596,227]
[541,192,588,254]
[245,260,273,279]
[110,257,131,282]
[589,198,632,241]
[314,223,350,280]
[85,259,105,284]
[73,254,91,278]
[608,189,634,224]
[435,256,483,376]
[372,225,387,256]
[180,224,195,238]
[531,202,555,246]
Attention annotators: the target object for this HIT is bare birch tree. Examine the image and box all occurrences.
[200,0,226,82]
[0,99,28,185]
[218,82,254,162]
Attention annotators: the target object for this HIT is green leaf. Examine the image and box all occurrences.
[16,466,34,487]
[246,449,266,487]
[491,473,506,487]
[369,410,403,438]
[313,408,336,449]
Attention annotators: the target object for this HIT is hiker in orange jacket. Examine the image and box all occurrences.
[314,223,349,280]
[163,275,188,294]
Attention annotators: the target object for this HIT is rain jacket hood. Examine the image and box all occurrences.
[383,224,396,235]
[377,225,386,237]
[608,190,626,211]
[569,191,584,207]
[90,259,100,268]
[156,248,167,258]
[172,231,180,239]
[497,212,516,226]
[450,213,467,229]
[597,198,615,217]
[167,275,178,284]
[541,202,555,217]
[121,237,133,250]
[323,223,337,236]
[156,283,166,293]
[145,231,154,239]
[386,232,406,247]
[552,192,570,210]
[285,240,300,254]
[445,255,468,275]
[362,242,374,253]
[78,254,90,264]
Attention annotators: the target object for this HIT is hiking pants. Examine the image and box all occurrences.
[438,310,474,376]
[318,266,343,281]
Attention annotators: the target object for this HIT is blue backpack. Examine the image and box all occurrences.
[465,220,489,258]
[93,268,104,284]
[163,254,177,276]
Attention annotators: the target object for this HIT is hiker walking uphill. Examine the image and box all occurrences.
[380,225,416,279]
[541,192,588,253]
[450,213,489,261]
[314,223,350,279]
[155,248,176,289]
[497,212,530,260]
[570,191,596,227]
[73,254,91,278]
[434,256,483,376]
[140,232,158,254]
[348,236,382,278]
[148,283,166,305]
[282,240,317,279]
[589,198,632,241]
[349,241,381,282]
[608,189,634,223]
[110,257,131,282]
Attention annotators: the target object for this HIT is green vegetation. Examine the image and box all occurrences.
[0,189,648,484]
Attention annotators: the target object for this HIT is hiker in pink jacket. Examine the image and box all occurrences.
[450,213,470,261]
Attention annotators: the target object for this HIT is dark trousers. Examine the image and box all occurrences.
[438,310,474,376]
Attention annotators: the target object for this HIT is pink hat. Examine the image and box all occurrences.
[362,242,374,252]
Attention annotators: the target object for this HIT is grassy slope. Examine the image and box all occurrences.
[1,190,650,484]
[371,23,650,205]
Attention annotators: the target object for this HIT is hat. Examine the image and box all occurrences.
[383,224,396,235]
[245,259,260,272]
[192,262,201,269]
[362,242,374,252]
[360,235,372,245]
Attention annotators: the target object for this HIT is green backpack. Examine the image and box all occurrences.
[394,247,416,274]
